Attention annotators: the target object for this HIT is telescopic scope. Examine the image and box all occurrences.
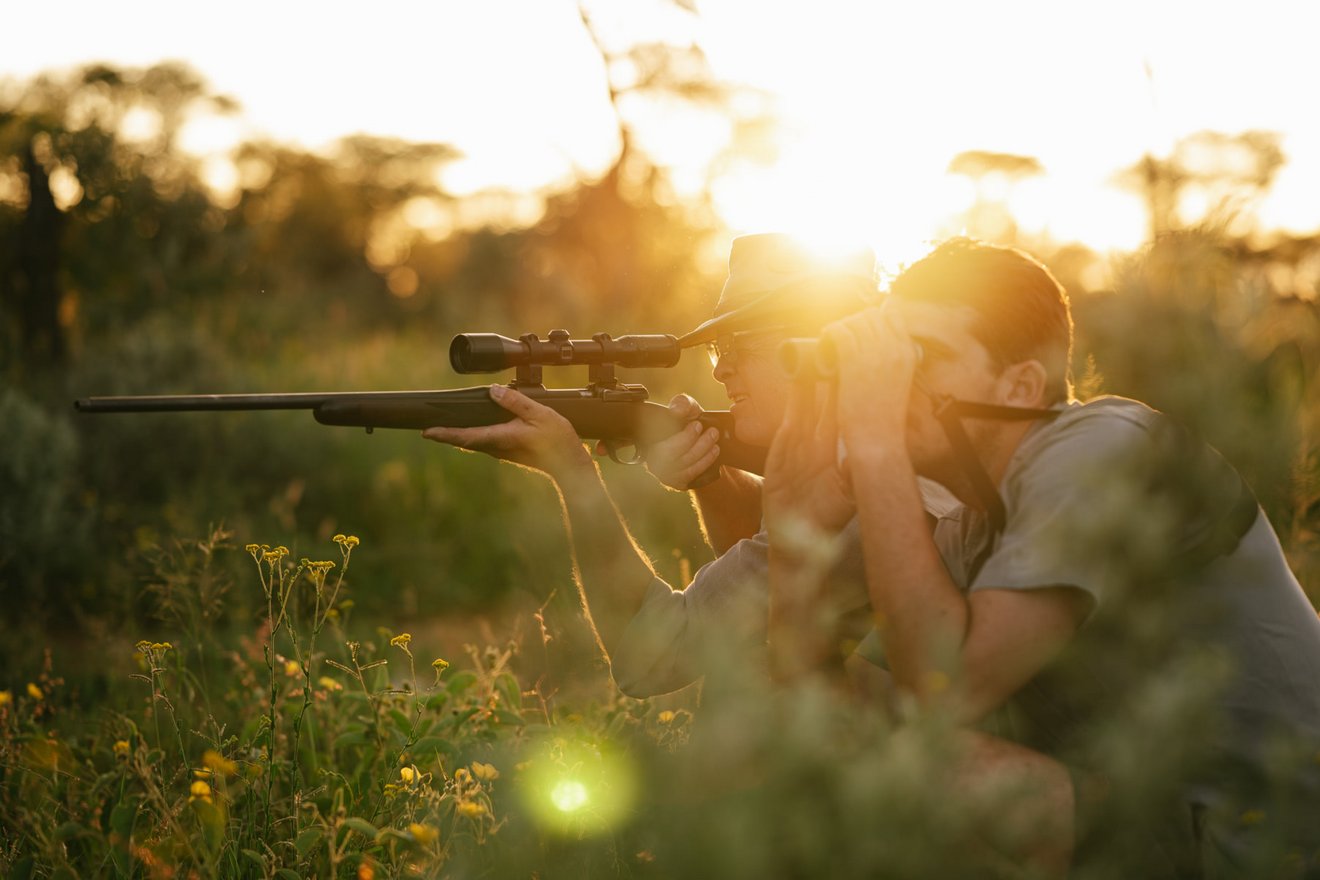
[450,330,681,374]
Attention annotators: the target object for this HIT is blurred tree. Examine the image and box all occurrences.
[1114,129,1285,240]
[483,0,775,334]
[0,62,240,371]
[947,149,1044,244]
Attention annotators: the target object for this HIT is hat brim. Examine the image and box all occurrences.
[678,277,873,347]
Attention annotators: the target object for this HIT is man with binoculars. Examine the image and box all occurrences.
[763,237,1320,876]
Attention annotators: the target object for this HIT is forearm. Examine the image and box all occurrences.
[692,468,764,554]
[849,446,969,701]
[553,459,670,661]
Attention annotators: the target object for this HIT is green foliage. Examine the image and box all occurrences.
[0,384,88,610]
[2,532,1317,878]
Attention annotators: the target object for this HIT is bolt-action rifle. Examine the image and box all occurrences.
[75,330,766,484]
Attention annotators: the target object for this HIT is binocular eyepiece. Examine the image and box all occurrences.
[778,337,924,379]
[450,330,681,374]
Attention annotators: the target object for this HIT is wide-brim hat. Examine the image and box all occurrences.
[678,233,877,347]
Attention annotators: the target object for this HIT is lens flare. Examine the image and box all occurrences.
[549,778,590,813]
[518,740,635,836]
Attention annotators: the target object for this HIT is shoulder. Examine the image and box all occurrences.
[1008,396,1163,487]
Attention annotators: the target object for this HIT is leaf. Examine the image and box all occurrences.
[55,821,85,842]
[447,708,480,729]
[388,709,412,735]
[334,731,371,748]
[445,671,478,695]
[109,802,138,839]
[294,827,322,859]
[241,849,266,868]
[425,692,449,711]
[493,708,525,727]
[277,870,303,880]
[341,817,379,840]
[496,673,523,711]
[409,736,453,760]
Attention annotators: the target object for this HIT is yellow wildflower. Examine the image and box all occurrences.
[189,780,213,803]
[202,749,238,777]
[357,862,376,880]
[454,767,471,783]
[408,822,438,846]
[389,633,412,648]
[113,740,131,760]
[26,683,43,701]
[135,640,152,653]
[456,801,486,818]
[657,710,676,725]
[0,690,11,707]
[471,761,499,781]
[334,534,360,549]
[399,766,416,784]
[284,659,302,677]
[431,658,450,671]
[318,676,343,692]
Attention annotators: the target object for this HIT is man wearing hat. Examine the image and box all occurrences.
[424,233,951,695]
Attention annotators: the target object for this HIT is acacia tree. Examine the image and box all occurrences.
[0,62,240,369]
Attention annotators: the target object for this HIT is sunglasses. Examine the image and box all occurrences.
[706,327,790,368]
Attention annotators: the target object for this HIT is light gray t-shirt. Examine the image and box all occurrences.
[932,396,1320,802]
[611,479,959,697]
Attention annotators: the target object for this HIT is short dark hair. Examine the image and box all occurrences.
[889,238,1074,403]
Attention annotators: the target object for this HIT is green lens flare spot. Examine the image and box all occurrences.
[549,779,590,813]
[518,741,635,836]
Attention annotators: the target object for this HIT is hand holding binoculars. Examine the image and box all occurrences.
[778,338,924,379]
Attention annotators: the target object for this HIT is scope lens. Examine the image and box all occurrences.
[450,334,527,373]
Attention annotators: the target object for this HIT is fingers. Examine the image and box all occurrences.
[422,422,516,451]
[487,383,552,421]
[666,393,703,420]
[646,420,721,489]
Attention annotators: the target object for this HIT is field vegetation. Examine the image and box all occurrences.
[2,58,1318,878]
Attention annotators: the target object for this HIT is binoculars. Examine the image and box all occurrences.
[778,338,839,379]
[778,338,923,379]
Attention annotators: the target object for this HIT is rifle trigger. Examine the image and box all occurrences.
[603,439,644,466]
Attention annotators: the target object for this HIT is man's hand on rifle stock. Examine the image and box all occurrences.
[423,384,593,482]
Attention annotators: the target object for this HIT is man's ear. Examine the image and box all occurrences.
[997,360,1049,408]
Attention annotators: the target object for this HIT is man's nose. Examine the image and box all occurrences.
[712,353,735,382]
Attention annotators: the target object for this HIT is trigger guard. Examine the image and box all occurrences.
[603,439,645,466]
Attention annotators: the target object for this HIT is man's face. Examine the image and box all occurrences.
[897,300,1006,479]
[708,326,794,446]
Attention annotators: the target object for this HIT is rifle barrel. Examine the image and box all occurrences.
[74,393,340,413]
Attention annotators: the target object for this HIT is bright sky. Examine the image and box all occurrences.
[6,0,1319,271]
